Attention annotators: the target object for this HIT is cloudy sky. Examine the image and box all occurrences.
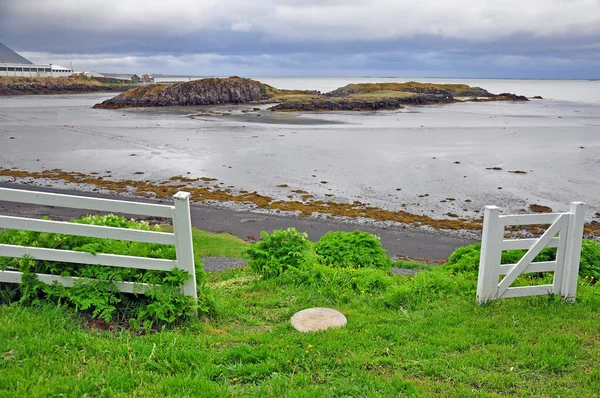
[1,0,599,78]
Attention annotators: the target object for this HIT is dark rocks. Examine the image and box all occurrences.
[91,77,530,112]
[94,77,275,109]
[494,93,529,101]
[269,94,453,112]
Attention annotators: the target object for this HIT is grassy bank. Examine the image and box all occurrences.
[2,221,600,396]
[2,266,600,396]
[0,76,132,95]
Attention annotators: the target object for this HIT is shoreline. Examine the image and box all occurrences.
[1,167,599,241]
[0,181,474,261]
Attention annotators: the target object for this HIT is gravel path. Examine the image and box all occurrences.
[202,257,248,272]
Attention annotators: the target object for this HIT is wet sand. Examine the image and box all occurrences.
[1,92,599,221]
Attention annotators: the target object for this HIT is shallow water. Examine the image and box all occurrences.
[1,79,599,222]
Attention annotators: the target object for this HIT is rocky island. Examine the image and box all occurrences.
[93,76,528,111]
[93,77,317,109]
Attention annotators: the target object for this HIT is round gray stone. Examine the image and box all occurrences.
[290,307,347,333]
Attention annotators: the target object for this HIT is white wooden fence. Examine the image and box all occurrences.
[477,202,585,304]
[0,188,197,299]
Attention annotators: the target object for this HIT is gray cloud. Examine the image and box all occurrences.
[2,0,600,78]
[4,0,600,41]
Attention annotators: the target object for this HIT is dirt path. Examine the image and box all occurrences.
[0,183,475,261]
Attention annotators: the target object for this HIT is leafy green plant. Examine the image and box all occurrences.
[245,228,311,278]
[445,239,600,283]
[580,239,600,283]
[385,267,475,310]
[0,214,213,328]
[315,230,392,269]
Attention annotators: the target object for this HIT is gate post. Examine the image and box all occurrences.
[560,202,586,302]
[173,191,198,301]
[477,206,503,304]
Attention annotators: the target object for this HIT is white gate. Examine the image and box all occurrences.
[476,202,585,304]
[0,188,197,299]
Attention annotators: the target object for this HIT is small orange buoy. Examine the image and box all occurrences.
[71,126,74,128]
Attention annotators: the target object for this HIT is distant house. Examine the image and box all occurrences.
[140,74,154,83]
[101,73,141,83]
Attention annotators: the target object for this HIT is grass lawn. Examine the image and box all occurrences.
[2,222,600,397]
[159,225,249,258]
[2,264,600,397]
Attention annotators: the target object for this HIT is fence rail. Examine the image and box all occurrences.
[476,202,585,304]
[0,188,197,299]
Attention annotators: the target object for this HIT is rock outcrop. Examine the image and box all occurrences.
[270,94,453,111]
[469,93,529,102]
[92,77,528,111]
[93,77,276,109]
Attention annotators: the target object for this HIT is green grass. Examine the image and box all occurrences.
[160,225,249,258]
[2,223,600,396]
[192,229,249,257]
[348,91,419,99]
[268,93,323,103]
[2,264,600,397]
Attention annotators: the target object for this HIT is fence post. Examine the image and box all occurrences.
[173,191,197,301]
[477,206,502,304]
[560,202,586,302]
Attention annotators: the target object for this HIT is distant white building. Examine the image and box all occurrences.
[0,42,73,78]
[0,64,73,78]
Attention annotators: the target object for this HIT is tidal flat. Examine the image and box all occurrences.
[1,89,599,236]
